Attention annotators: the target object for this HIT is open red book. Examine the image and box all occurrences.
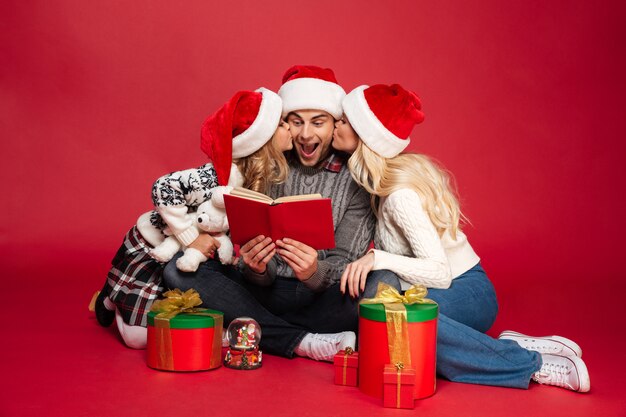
[223,187,335,250]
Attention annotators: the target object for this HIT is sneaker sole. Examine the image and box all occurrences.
[499,330,583,357]
[571,356,591,393]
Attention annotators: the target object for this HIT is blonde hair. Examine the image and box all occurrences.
[348,142,465,239]
[235,134,289,193]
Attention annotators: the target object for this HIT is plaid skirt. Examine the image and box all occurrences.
[103,225,164,327]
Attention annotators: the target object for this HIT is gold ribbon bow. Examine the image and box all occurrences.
[361,283,434,369]
[360,283,435,306]
[150,288,204,319]
[150,288,223,370]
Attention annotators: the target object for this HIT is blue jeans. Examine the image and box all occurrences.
[162,254,398,358]
[392,263,542,389]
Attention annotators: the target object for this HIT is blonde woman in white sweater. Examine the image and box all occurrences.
[333,83,590,392]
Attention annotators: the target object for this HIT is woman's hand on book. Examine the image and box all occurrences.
[340,252,375,298]
[276,238,318,281]
[241,235,276,274]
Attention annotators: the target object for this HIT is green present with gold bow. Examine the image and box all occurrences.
[358,283,438,401]
[146,288,223,372]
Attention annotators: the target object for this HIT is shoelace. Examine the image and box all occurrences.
[308,334,341,361]
[523,341,560,353]
[533,362,575,390]
[312,334,342,344]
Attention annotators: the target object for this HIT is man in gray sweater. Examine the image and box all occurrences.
[164,65,398,361]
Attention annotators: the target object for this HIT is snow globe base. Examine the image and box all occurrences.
[224,346,262,370]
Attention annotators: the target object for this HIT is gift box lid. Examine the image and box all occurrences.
[359,302,438,322]
[333,349,359,367]
[147,309,223,329]
[383,364,416,384]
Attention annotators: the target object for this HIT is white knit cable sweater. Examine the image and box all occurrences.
[371,188,480,289]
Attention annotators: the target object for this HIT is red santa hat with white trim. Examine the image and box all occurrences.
[201,87,282,185]
[278,65,346,119]
[342,84,425,158]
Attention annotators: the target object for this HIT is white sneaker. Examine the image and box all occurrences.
[532,354,590,393]
[294,331,356,362]
[499,330,582,357]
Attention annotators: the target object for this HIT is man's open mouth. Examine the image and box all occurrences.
[299,142,319,158]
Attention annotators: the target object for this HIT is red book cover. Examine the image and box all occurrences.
[223,189,336,250]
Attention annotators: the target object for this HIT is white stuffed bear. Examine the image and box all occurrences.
[140,186,235,272]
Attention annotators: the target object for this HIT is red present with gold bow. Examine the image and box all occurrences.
[383,363,416,409]
[333,347,358,386]
[146,289,223,372]
[358,283,438,400]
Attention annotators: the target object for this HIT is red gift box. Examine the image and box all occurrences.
[358,294,438,400]
[383,364,416,409]
[333,348,358,386]
[146,309,223,372]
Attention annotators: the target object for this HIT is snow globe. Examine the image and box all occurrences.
[224,317,262,370]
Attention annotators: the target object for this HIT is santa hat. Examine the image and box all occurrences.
[342,84,424,158]
[278,65,346,119]
[201,87,282,185]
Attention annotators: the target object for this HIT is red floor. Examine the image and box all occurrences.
[3,247,625,417]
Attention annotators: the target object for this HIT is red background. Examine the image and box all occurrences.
[2,1,625,416]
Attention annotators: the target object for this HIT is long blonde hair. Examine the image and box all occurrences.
[348,142,465,239]
[235,134,289,193]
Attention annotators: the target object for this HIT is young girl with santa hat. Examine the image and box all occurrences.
[94,87,293,349]
[333,83,591,393]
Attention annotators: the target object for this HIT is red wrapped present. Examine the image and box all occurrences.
[146,289,223,372]
[333,348,358,386]
[359,284,438,400]
[383,363,416,409]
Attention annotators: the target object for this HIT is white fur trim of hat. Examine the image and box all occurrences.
[232,87,283,159]
[278,78,346,119]
[342,85,411,158]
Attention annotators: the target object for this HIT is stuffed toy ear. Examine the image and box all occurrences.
[210,186,233,208]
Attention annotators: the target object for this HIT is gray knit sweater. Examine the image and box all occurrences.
[243,155,375,291]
